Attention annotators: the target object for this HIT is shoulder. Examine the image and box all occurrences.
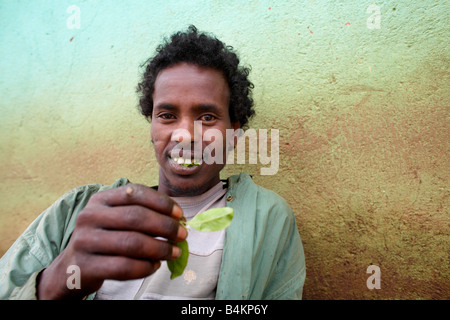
[227,173,294,222]
[43,177,131,231]
[228,173,292,208]
[55,177,130,205]
[20,178,131,258]
[0,177,131,299]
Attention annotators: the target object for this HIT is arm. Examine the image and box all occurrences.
[37,183,186,299]
[0,183,97,300]
[263,207,306,300]
[1,182,187,300]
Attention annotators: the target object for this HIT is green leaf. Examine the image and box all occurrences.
[186,207,234,232]
[167,207,234,279]
[183,162,201,167]
[167,239,189,279]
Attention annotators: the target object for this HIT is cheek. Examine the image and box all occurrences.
[151,122,169,141]
[151,126,168,155]
[203,129,229,158]
[150,125,157,141]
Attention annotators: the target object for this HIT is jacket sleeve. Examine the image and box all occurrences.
[0,178,129,299]
[216,173,306,300]
[262,200,306,300]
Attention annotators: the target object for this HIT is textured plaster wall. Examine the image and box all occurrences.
[0,0,448,299]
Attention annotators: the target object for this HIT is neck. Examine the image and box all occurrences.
[157,173,221,197]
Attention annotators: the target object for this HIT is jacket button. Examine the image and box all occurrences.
[226,195,234,202]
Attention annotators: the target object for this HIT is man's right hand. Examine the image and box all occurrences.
[36,184,187,299]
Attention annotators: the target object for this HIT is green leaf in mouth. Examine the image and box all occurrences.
[182,162,201,167]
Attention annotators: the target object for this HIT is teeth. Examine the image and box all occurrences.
[172,157,202,165]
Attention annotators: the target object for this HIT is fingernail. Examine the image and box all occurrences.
[172,204,183,219]
[177,225,188,240]
[172,245,181,259]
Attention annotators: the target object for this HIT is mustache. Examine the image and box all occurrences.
[167,143,224,163]
[166,142,202,158]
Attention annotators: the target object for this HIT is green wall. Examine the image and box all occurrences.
[0,0,448,299]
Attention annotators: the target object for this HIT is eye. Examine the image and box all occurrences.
[200,114,217,122]
[158,113,176,120]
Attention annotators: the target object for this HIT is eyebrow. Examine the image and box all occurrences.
[154,103,222,114]
[154,103,178,112]
[196,104,222,114]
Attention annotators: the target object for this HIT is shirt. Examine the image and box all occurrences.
[94,181,228,300]
[0,173,306,299]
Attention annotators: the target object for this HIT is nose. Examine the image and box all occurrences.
[170,119,202,145]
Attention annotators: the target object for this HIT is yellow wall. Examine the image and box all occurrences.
[0,0,448,299]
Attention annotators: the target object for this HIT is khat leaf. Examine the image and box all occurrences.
[167,207,234,279]
[186,207,234,232]
[167,239,189,279]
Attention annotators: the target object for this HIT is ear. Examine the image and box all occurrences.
[231,122,241,130]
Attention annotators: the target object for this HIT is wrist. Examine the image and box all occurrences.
[36,260,87,300]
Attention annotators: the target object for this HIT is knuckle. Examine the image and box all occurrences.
[109,258,132,279]
[156,241,173,260]
[119,232,141,252]
[70,229,90,252]
[76,208,95,226]
[89,192,103,203]
[114,259,154,280]
[122,206,142,229]
[125,183,143,197]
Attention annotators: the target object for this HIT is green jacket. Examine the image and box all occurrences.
[0,173,306,300]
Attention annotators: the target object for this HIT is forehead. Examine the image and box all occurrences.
[153,63,229,106]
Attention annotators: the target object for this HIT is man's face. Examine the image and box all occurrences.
[151,62,239,197]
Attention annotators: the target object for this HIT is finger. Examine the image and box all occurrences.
[90,184,183,219]
[84,255,162,282]
[83,205,187,242]
[77,229,181,261]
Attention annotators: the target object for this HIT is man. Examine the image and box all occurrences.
[0,26,306,299]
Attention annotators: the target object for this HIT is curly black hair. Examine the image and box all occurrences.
[136,25,255,128]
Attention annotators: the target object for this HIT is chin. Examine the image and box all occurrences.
[167,179,209,197]
[158,160,224,197]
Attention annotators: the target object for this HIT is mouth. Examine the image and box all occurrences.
[167,154,203,175]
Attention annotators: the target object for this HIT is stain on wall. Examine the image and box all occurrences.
[0,0,448,299]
